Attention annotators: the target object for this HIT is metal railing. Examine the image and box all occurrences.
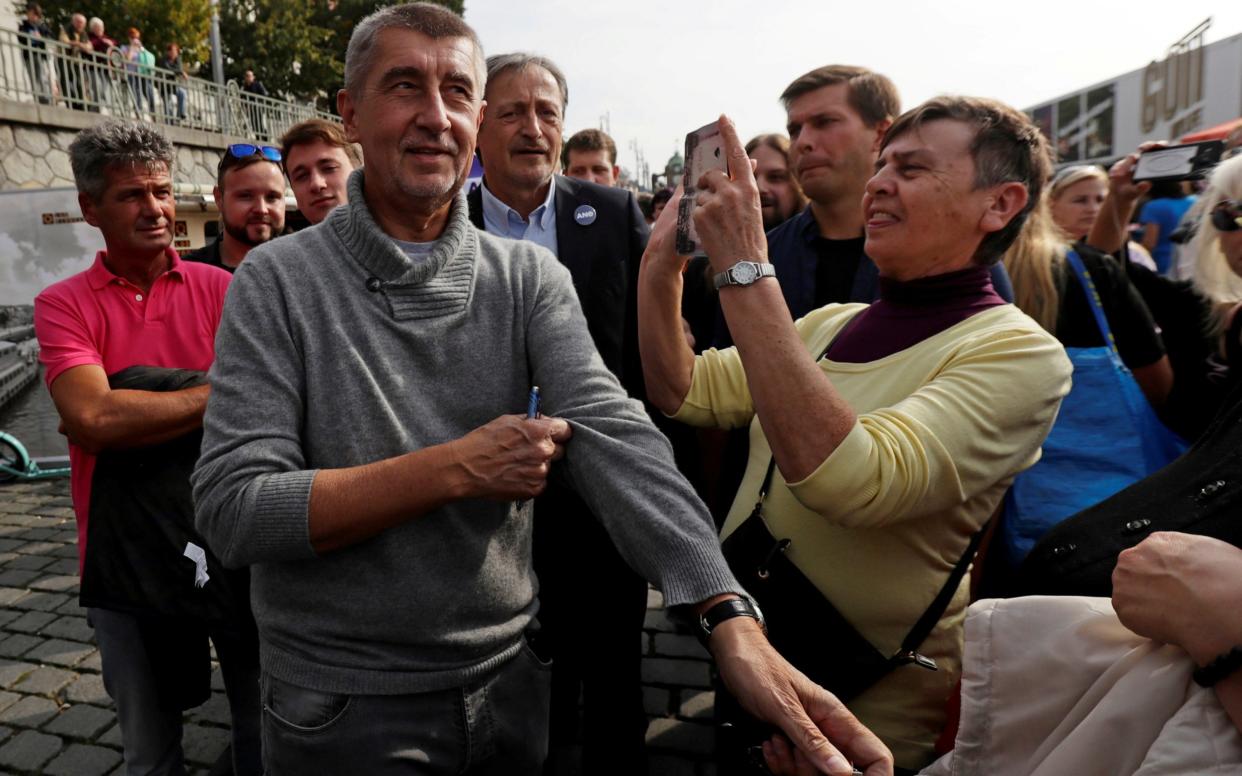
[0,27,338,142]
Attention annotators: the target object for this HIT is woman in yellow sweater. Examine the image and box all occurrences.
[639,99,1072,775]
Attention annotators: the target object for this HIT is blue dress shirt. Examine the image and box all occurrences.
[480,179,559,258]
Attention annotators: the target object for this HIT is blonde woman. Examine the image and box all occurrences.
[1003,192,1171,407]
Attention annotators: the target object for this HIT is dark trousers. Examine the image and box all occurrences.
[91,608,261,776]
[261,644,551,775]
[532,485,649,776]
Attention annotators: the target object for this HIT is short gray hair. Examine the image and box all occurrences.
[69,119,174,202]
[87,16,103,34]
[344,2,484,97]
[485,53,568,111]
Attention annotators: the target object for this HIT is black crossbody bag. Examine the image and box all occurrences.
[720,337,983,701]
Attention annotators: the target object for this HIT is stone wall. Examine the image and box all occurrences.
[0,100,233,192]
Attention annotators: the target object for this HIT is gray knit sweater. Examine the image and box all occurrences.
[192,170,740,695]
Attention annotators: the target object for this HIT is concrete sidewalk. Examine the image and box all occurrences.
[0,478,720,775]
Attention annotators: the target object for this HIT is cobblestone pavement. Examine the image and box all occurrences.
[0,478,720,775]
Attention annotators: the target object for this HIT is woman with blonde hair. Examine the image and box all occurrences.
[1189,154,1242,310]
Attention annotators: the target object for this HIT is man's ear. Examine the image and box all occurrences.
[980,181,1030,235]
[611,165,621,182]
[871,118,893,151]
[78,191,99,227]
[213,185,223,208]
[338,89,359,143]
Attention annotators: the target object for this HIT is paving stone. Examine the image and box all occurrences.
[0,568,42,587]
[26,639,95,668]
[0,539,22,554]
[643,658,713,689]
[0,694,59,727]
[654,633,710,659]
[678,690,714,720]
[13,665,75,696]
[643,685,671,716]
[0,609,22,629]
[0,728,62,770]
[0,586,30,605]
[55,598,88,617]
[7,554,56,571]
[27,507,73,519]
[44,739,120,774]
[17,527,57,541]
[98,722,122,747]
[44,704,115,739]
[13,590,70,611]
[0,660,38,688]
[14,541,63,556]
[45,559,79,576]
[182,724,229,765]
[45,742,122,776]
[645,716,715,755]
[51,544,80,559]
[53,530,79,544]
[209,667,225,692]
[30,575,80,593]
[0,633,43,658]
[188,692,231,725]
[78,651,103,673]
[64,674,109,707]
[42,615,93,643]
[0,691,21,714]
[7,609,57,634]
[0,514,39,527]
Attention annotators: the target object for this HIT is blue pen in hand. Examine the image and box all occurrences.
[527,385,541,419]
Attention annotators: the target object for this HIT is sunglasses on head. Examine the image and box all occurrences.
[1212,200,1242,233]
[225,144,282,162]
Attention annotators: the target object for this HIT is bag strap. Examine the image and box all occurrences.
[895,523,986,666]
[1063,249,1125,368]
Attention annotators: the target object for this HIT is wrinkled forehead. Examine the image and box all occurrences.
[371,28,485,94]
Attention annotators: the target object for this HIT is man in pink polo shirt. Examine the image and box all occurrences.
[33,119,260,776]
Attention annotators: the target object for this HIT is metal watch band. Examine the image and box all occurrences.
[712,261,775,290]
[698,597,765,644]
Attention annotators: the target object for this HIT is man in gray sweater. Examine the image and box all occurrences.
[190,4,891,775]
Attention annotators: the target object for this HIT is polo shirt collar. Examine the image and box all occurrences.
[480,178,557,231]
[86,247,184,290]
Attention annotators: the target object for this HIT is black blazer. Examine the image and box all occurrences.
[468,175,649,395]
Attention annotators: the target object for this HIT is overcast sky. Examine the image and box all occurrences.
[467,0,1242,181]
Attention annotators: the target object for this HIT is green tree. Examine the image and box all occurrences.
[218,0,464,110]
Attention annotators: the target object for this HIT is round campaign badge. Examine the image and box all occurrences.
[574,204,597,226]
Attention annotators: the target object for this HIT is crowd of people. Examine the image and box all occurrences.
[15,2,267,126]
[23,1,1242,775]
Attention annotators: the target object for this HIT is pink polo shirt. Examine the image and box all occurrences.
[33,249,232,567]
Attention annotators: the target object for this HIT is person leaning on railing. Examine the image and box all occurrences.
[158,43,189,123]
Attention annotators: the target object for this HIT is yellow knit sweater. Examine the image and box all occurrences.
[674,303,1072,769]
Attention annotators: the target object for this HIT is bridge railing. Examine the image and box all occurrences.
[0,28,337,141]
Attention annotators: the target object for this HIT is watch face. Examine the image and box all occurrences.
[733,262,759,284]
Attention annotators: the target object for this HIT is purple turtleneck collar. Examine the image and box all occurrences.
[824,264,1006,363]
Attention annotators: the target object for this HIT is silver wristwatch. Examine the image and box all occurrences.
[713,260,775,290]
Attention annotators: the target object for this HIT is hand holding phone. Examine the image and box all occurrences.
[1133,140,1224,183]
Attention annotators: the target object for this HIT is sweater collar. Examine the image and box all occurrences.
[330,168,475,286]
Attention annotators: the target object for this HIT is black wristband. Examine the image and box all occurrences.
[1192,645,1242,688]
[698,597,765,646]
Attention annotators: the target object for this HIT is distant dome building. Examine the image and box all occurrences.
[663,150,683,188]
